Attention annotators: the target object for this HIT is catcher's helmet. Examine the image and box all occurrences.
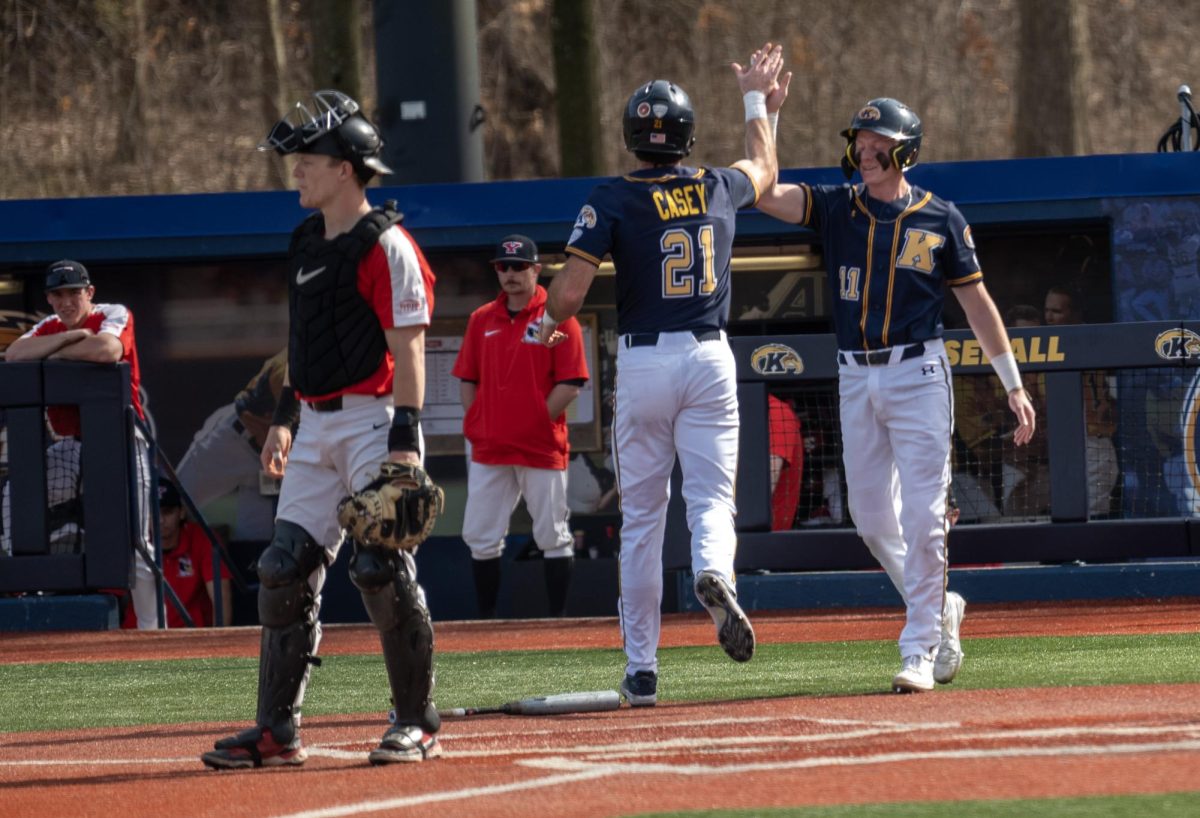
[623,80,695,161]
[259,89,393,180]
[839,98,922,179]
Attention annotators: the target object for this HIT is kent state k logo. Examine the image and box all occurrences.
[751,343,804,375]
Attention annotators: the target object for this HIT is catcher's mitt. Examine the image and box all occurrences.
[337,462,444,551]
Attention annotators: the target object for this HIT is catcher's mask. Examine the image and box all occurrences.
[623,79,696,162]
[259,89,394,180]
[839,97,922,180]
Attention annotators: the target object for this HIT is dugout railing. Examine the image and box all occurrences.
[0,361,244,626]
[662,320,1200,573]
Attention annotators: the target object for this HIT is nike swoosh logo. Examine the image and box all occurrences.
[484,329,502,337]
[296,265,328,285]
[372,421,388,430]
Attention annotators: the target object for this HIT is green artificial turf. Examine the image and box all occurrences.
[1,632,1198,733]
[640,791,1200,818]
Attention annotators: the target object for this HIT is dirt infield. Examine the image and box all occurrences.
[2,599,1199,817]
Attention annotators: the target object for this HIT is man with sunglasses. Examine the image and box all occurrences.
[4,260,158,627]
[201,90,441,769]
[452,235,589,619]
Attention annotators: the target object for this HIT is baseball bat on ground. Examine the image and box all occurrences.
[436,690,622,718]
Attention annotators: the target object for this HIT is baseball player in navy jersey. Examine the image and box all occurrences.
[540,45,788,706]
[202,90,441,768]
[757,94,1036,692]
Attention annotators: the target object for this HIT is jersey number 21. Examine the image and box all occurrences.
[661,225,716,298]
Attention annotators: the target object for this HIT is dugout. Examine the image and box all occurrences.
[2,151,1199,626]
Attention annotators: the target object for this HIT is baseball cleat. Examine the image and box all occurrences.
[620,670,658,707]
[201,726,306,769]
[695,570,755,662]
[934,591,966,684]
[892,654,935,693]
[368,724,443,764]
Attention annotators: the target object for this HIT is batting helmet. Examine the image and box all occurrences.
[623,80,696,161]
[839,98,922,179]
[259,89,393,181]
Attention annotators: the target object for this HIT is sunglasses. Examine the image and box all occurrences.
[495,262,532,273]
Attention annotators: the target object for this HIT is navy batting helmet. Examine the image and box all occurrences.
[623,80,695,161]
[259,89,393,181]
[839,98,922,179]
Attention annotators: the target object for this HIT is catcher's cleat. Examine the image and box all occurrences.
[695,571,755,662]
[934,591,966,684]
[620,670,658,707]
[200,726,306,770]
[368,724,443,765]
[892,654,935,693]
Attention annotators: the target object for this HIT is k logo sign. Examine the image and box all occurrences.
[1154,328,1200,361]
[751,343,804,375]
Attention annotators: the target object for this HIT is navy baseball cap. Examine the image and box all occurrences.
[157,478,182,509]
[45,260,92,291]
[490,234,539,265]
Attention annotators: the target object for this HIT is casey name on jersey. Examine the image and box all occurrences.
[652,182,708,221]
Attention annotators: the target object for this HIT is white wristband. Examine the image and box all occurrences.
[541,311,559,334]
[990,350,1022,393]
[743,90,767,122]
[768,111,779,138]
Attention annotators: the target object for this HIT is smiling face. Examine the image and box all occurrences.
[46,286,96,330]
[854,130,901,187]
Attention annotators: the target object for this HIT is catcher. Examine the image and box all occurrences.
[202,90,443,769]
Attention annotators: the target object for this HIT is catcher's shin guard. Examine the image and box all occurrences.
[254,520,327,743]
[350,544,440,734]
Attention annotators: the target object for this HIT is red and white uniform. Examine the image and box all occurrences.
[23,304,145,436]
[122,521,232,628]
[275,223,435,555]
[452,285,589,559]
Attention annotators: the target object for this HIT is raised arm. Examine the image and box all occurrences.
[730,42,786,196]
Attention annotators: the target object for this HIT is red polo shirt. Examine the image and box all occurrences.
[452,286,589,469]
[769,395,804,531]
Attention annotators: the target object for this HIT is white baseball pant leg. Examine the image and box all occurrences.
[839,342,953,659]
[613,332,739,676]
[461,462,573,559]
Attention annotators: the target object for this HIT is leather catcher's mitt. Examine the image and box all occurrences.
[337,463,444,551]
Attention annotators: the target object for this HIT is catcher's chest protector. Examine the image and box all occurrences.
[287,206,402,397]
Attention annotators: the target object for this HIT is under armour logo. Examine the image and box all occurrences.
[501,241,524,256]
[922,365,936,376]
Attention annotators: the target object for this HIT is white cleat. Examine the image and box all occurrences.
[694,571,755,662]
[892,654,935,693]
[934,591,966,684]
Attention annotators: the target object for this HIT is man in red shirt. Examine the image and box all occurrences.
[453,235,590,617]
[4,260,157,627]
[123,479,233,628]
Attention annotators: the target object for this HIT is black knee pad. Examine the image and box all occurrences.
[253,520,325,741]
[352,545,438,733]
[257,520,325,628]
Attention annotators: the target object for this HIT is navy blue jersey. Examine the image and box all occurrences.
[800,183,982,351]
[565,165,759,334]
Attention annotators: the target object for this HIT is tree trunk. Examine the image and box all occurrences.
[307,0,362,101]
[1014,0,1091,157]
[113,0,149,167]
[262,0,291,188]
[551,0,604,177]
